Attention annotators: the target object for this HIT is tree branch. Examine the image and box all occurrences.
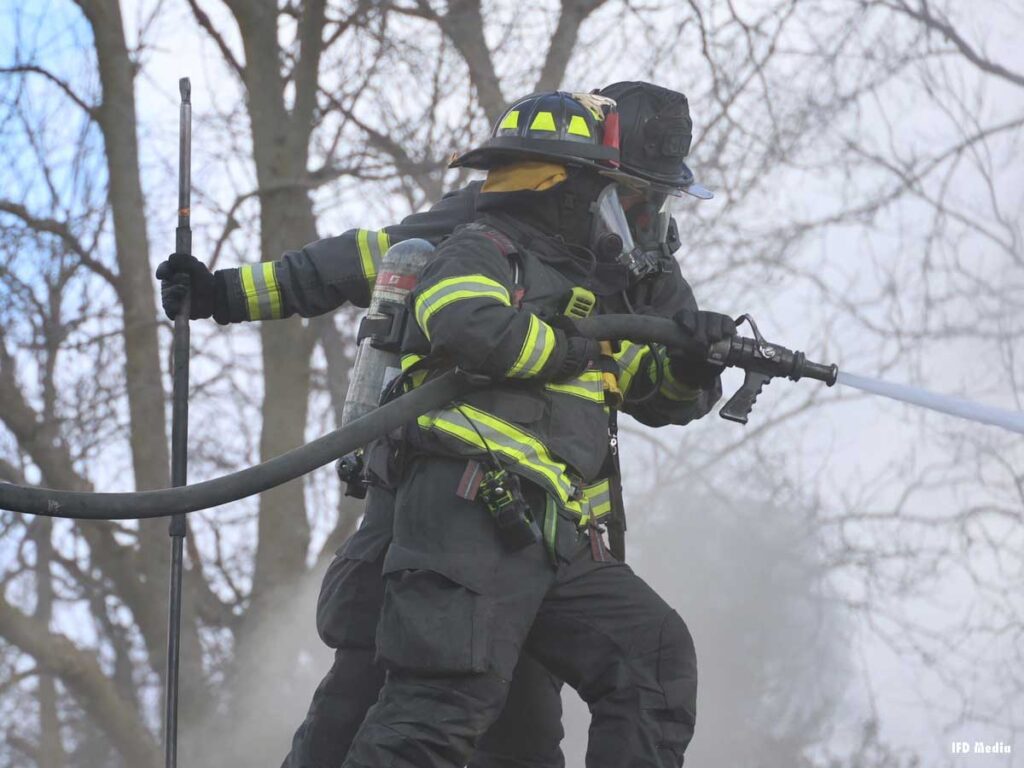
[183,0,246,81]
[0,200,121,295]
[879,0,1024,88]
[0,65,99,119]
[427,0,505,123]
[0,593,160,768]
[535,0,608,91]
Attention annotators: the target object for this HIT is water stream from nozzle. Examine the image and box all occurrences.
[836,371,1024,435]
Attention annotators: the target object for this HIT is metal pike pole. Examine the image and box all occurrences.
[165,76,192,768]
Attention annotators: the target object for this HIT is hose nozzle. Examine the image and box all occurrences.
[708,315,837,423]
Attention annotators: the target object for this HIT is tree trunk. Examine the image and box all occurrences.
[76,0,208,730]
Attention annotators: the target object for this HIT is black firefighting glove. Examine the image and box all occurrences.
[155,253,224,321]
[556,336,602,380]
[668,308,737,388]
[548,315,602,381]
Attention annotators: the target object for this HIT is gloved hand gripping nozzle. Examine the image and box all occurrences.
[707,314,838,424]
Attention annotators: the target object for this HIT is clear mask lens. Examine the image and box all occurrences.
[591,184,639,256]
[624,190,673,249]
[590,184,675,279]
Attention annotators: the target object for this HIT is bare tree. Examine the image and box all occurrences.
[0,1,1020,766]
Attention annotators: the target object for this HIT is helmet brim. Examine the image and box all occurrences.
[450,137,618,172]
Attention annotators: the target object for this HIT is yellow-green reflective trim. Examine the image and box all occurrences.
[545,370,605,403]
[401,353,428,387]
[357,229,390,286]
[530,111,557,132]
[544,494,559,563]
[262,261,282,319]
[414,275,510,339]
[401,354,424,371]
[613,341,649,396]
[500,110,520,130]
[417,405,582,514]
[507,314,555,378]
[581,479,612,519]
[567,115,591,137]
[659,356,701,401]
[239,265,260,320]
[239,262,283,320]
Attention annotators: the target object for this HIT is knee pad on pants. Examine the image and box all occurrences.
[474,655,565,768]
[346,671,511,768]
[642,610,697,763]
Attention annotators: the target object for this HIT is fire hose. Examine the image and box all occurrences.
[0,314,835,522]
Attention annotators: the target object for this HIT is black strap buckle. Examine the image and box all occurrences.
[356,300,408,352]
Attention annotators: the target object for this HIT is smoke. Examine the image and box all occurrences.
[560,488,849,766]
[180,561,335,768]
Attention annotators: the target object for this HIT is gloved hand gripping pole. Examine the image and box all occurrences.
[165,76,191,768]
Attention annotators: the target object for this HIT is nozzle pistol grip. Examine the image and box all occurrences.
[720,371,771,424]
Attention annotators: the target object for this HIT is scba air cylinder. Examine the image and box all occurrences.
[342,238,435,426]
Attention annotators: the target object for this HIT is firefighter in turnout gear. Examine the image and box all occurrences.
[159,183,572,768]
[156,83,728,768]
[337,88,733,768]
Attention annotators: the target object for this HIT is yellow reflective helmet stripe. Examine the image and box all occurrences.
[567,115,591,138]
[239,262,284,321]
[357,229,391,286]
[530,111,557,132]
[545,370,605,403]
[499,110,520,130]
[507,314,556,378]
[414,275,510,340]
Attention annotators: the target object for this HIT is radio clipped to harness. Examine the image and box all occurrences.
[479,468,541,550]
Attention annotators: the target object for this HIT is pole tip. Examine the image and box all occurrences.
[179,77,191,104]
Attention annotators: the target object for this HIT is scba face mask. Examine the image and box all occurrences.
[590,182,677,280]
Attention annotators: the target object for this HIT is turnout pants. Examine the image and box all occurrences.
[283,487,566,768]
[342,456,698,768]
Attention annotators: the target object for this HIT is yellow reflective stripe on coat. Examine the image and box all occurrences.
[414,275,510,339]
[239,262,284,320]
[545,370,605,403]
[417,404,582,514]
[401,353,429,387]
[657,355,702,402]
[507,314,556,378]
[357,229,391,285]
[580,478,612,520]
[613,340,649,396]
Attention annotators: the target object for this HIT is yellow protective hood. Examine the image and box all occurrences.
[482,162,568,194]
